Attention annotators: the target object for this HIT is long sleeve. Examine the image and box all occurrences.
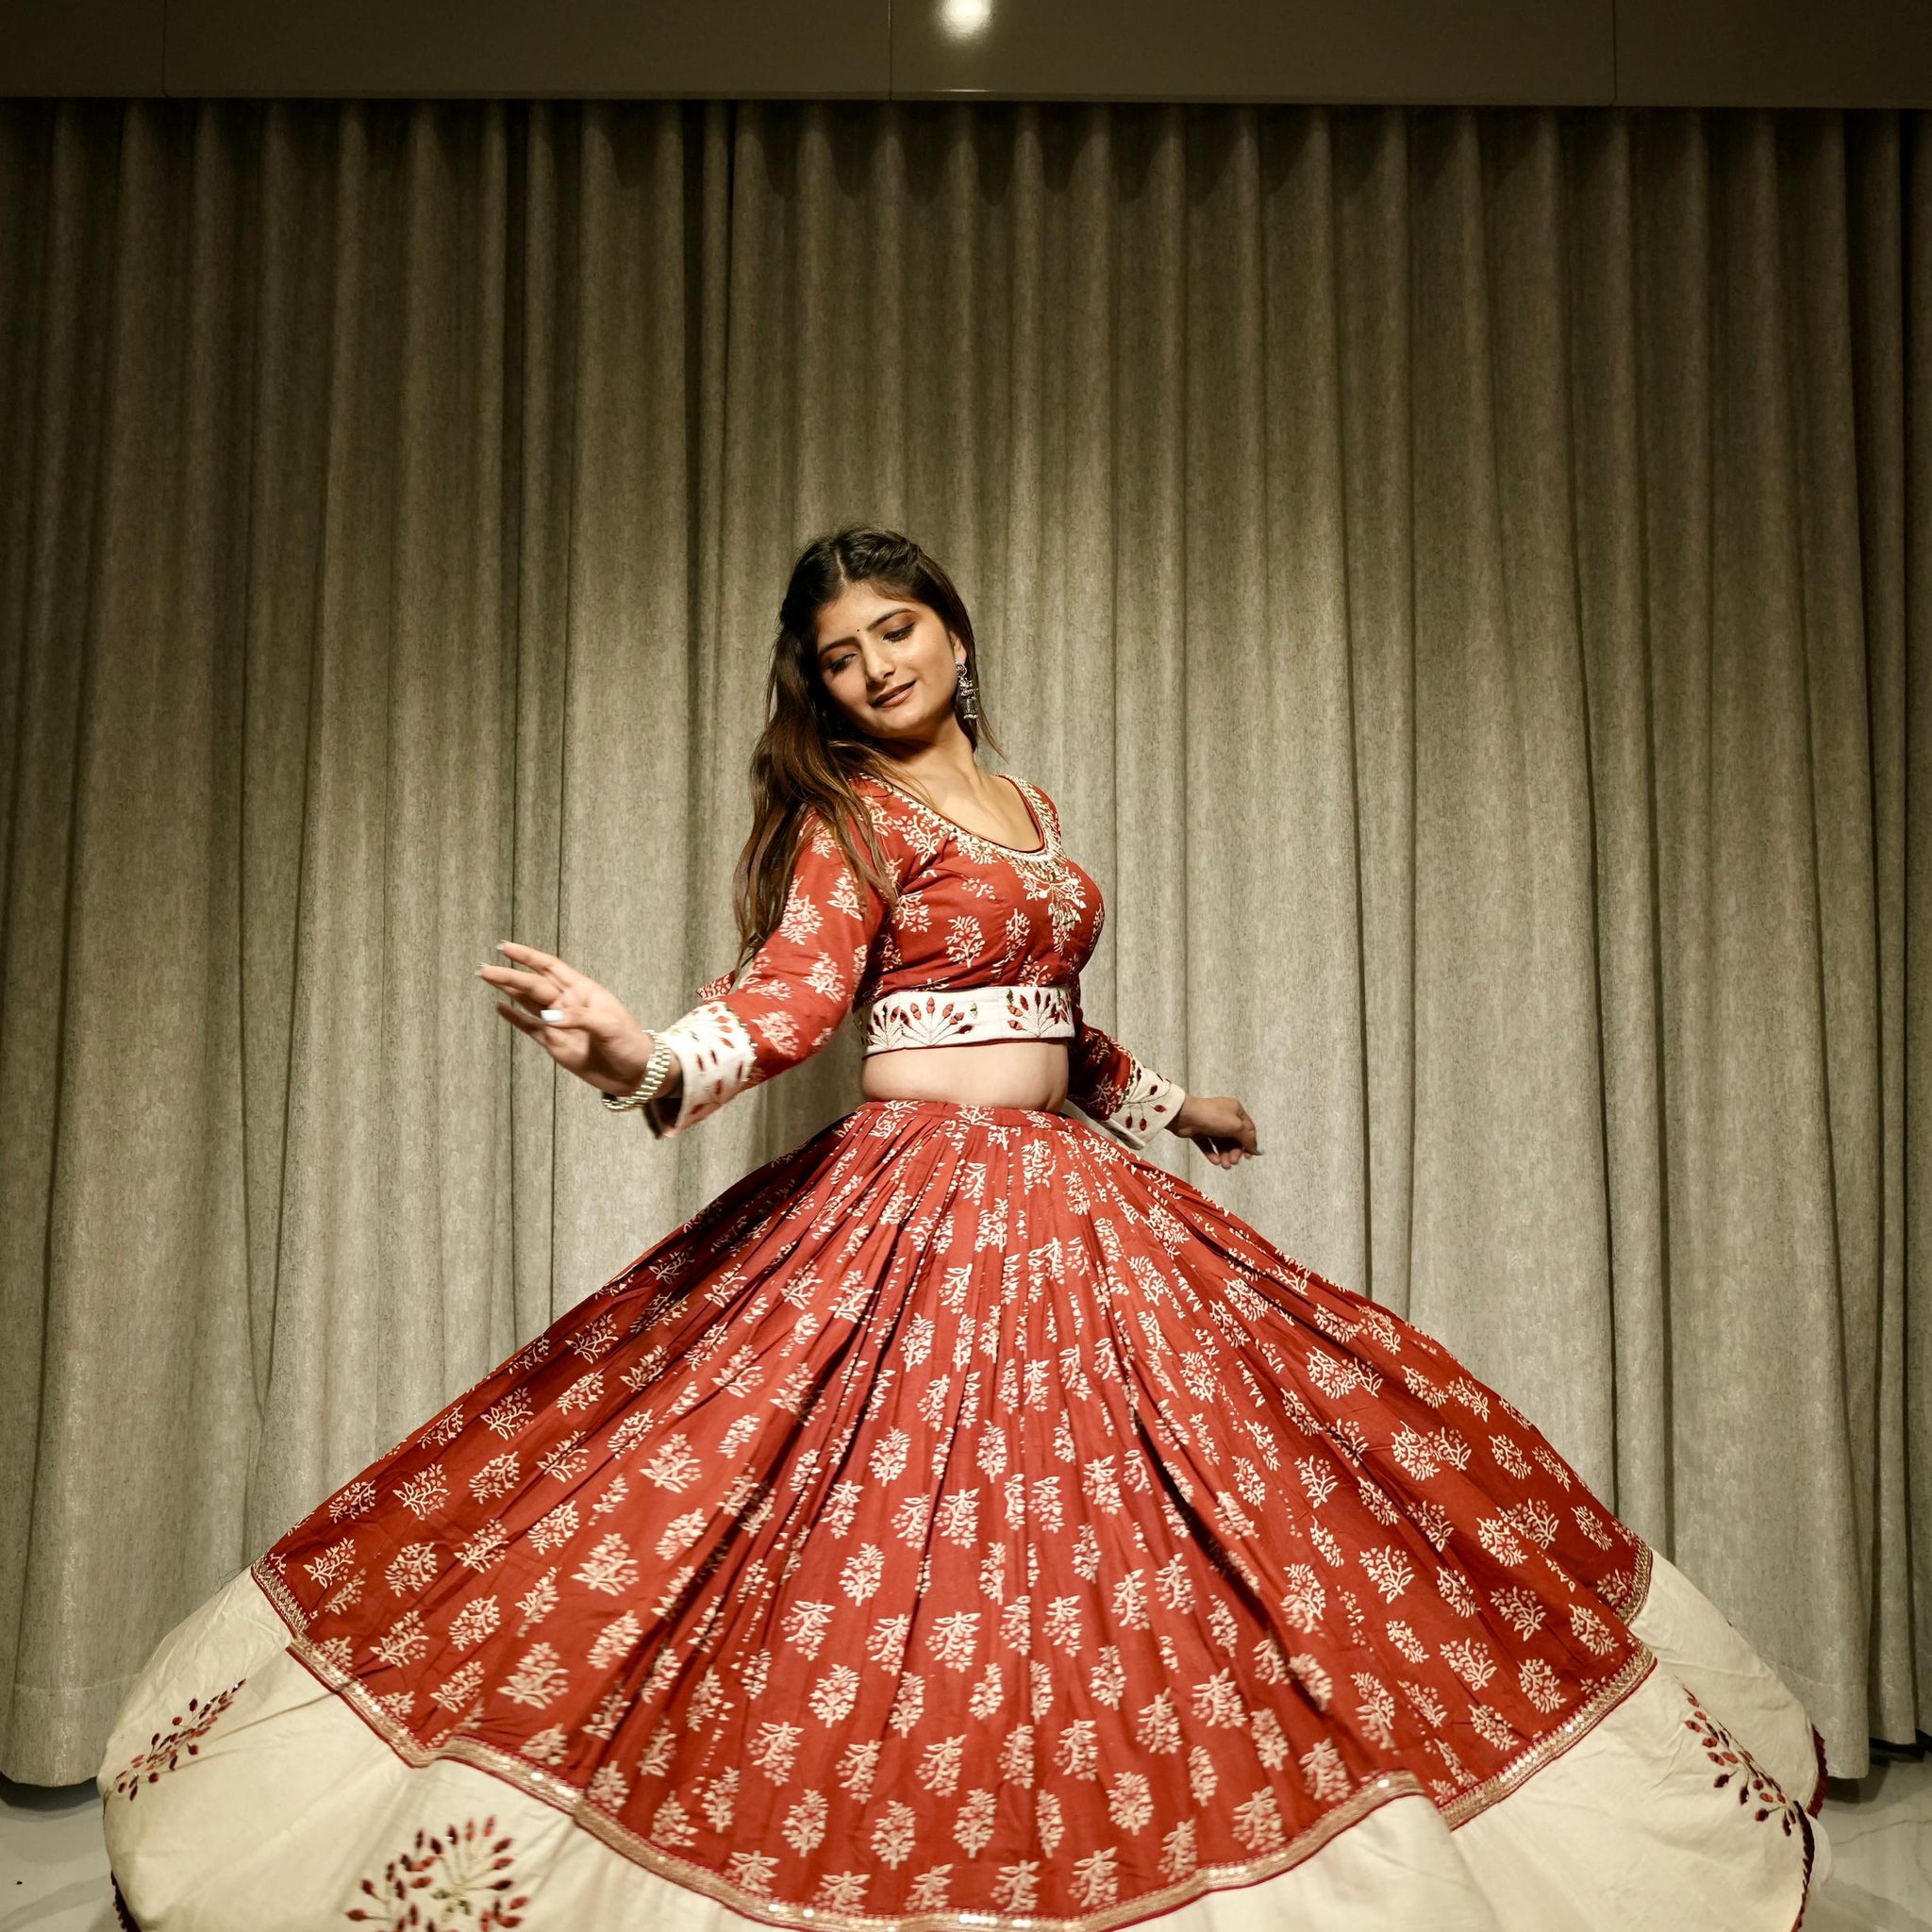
[1065,981,1187,1151]
[642,814,890,1139]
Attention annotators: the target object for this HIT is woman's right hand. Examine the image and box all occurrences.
[478,941,661,1098]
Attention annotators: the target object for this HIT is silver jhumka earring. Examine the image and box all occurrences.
[954,662,979,724]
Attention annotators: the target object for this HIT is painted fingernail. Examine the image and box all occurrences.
[540,1008,564,1024]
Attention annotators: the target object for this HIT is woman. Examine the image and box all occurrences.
[102,526,1829,1930]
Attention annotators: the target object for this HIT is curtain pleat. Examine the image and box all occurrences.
[0,97,1924,1784]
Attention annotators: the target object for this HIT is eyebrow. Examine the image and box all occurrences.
[818,608,914,657]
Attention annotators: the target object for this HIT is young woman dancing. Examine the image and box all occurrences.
[102,525,1829,1930]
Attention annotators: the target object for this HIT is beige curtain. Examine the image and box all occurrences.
[0,97,1924,1789]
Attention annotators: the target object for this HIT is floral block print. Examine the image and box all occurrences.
[138,1097,1819,1932]
[641,776,1185,1149]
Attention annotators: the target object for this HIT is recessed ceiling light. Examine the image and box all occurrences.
[938,0,993,39]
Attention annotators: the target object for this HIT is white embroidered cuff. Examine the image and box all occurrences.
[641,1000,760,1139]
[1095,1060,1187,1151]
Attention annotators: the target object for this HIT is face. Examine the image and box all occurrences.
[812,581,968,748]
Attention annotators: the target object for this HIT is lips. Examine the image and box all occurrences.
[874,682,915,709]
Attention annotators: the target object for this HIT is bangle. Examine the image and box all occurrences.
[603,1033,676,1114]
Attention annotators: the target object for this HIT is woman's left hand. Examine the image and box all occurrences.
[1169,1094,1261,1169]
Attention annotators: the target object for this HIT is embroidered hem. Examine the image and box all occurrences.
[253,1551,1666,1932]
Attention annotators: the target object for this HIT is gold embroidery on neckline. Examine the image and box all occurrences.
[872,773,1063,867]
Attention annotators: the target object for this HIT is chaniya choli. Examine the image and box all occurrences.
[102,772,1831,1931]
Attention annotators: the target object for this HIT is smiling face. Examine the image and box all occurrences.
[813,580,969,749]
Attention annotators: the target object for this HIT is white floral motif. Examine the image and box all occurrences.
[1301,1737,1349,1802]
[1089,1645,1126,1707]
[587,1611,642,1669]
[372,1610,429,1669]
[929,1611,982,1672]
[1055,1719,1100,1779]
[328,1479,377,1521]
[724,1852,780,1897]
[529,1501,579,1554]
[1387,1619,1431,1662]
[1360,1545,1415,1602]
[841,1544,886,1603]
[809,1665,861,1724]
[1249,1707,1291,1769]
[447,1597,500,1649]
[1477,1515,1529,1565]
[1107,1771,1155,1833]
[1492,1585,1545,1639]
[1135,1690,1182,1753]
[1520,1657,1568,1713]
[920,1734,968,1795]
[1159,1818,1198,1880]
[869,1429,911,1482]
[889,1674,926,1735]
[781,1600,836,1658]
[456,1524,508,1574]
[992,1863,1041,1912]
[935,1491,979,1546]
[393,1467,448,1520]
[1042,1596,1084,1654]
[1289,1653,1334,1708]
[872,1802,919,1867]
[968,1660,1005,1720]
[1232,1788,1287,1853]
[1353,1673,1399,1748]
[1441,1638,1497,1690]
[385,1543,440,1593]
[783,1790,829,1855]
[1111,1571,1150,1629]
[838,1740,883,1803]
[650,1795,697,1847]
[1282,1564,1327,1632]
[1073,1847,1121,1907]
[1191,1670,1246,1727]
[515,1568,558,1632]
[1571,1603,1618,1655]
[573,1534,639,1595]
[498,1642,570,1709]
[748,1721,803,1783]
[1511,1497,1563,1550]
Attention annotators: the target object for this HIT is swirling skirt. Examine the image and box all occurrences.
[100,1098,1829,1931]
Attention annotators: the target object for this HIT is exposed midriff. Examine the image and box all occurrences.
[858,1038,1071,1112]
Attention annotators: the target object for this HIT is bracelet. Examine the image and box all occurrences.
[602,1033,676,1114]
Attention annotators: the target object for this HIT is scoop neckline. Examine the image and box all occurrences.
[873,771,1057,859]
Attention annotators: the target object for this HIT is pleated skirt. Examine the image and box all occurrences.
[101,1097,1829,1930]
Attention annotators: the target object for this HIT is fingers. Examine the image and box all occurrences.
[497,941,582,991]
[479,963,568,1022]
[494,1000,551,1040]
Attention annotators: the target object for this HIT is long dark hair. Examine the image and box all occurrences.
[724,525,1006,978]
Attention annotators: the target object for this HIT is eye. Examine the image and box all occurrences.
[886,626,912,642]
[826,654,854,675]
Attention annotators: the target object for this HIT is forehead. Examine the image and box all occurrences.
[814,581,924,647]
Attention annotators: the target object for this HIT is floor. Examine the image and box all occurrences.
[3,1749,1928,1929]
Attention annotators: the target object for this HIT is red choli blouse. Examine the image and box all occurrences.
[643,773,1186,1149]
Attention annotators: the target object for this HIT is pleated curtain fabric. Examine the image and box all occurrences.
[0,97,1925,1789]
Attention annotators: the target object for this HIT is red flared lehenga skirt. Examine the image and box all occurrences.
[101,1099,1829,1931]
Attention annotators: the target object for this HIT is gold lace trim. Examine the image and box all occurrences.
[871,773,1065,868]
[252,1555,1659,1932]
